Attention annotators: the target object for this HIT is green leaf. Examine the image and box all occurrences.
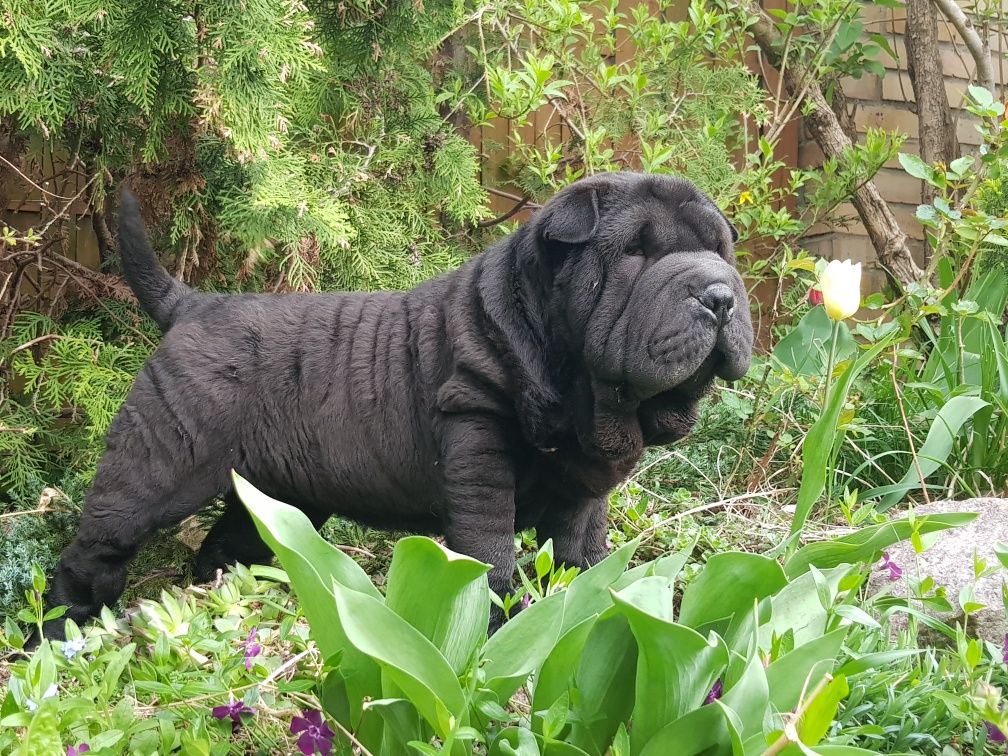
[679,552,787,631]
[385,536,490,675]
[969,84,995,107]
[789,334,897,546]
[720,651,770,740]
[898,152,933,182]
[611,584,728,752]
[236,472,382,608]
[798,673,848,744]
[331,582,464,736]
[638,703,732,756]
[765,628,847,711]
[772,307,856,376]
[763,566,849,649]
[482,591,566,701]
[566,610,638,753]
[532,617,597,718]
[364,698,424,756]
[237,473,382,720]
[611,541,694,592]
[784,514,977,577]
[100,643,137,700]
[949,155,974,177]
[833,604,880,629]
[836,649,921,676]
[873,396,989,509]
[995,542,1008,569]
[560,540,637,632]
[490,728,541,756]
[539,690,570,740]
[16,700,61,756]
[834,20,863,51]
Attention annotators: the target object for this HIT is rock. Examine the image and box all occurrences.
[871,498,1008,643]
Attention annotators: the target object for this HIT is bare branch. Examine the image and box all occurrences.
[931,0,996,94]
[746,4,925,286]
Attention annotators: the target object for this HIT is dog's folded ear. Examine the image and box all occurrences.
[538,185,601,246]
[716,206,739,243]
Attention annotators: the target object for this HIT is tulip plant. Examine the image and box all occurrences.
[784,258,901,555]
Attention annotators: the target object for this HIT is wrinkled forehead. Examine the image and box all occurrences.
[636,179,735,261]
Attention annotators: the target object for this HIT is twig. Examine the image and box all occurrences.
[9,333,61,355]
[890,345,931,505]
[329,717,376,756]
[637,489,793,538]
[931,0,996,95]
[761,674,834,755]
[336,544,376,559]
[477,196,531,228]
[129,569,183,591]
[134,647,318,714]
[0,153,79,200]
[486,187,541,209]
[0,506,62,520]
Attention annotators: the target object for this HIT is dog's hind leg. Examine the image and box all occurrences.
[41,394,229,641]
[193,490,331,581]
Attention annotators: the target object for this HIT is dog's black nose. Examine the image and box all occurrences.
[698,282,735,324]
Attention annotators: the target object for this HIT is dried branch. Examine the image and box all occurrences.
[931,0,996,94]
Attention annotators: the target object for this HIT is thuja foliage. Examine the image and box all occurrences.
[0,0,486,293]
[0,1,486,492]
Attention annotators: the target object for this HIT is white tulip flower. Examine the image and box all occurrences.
[818,259,861,321]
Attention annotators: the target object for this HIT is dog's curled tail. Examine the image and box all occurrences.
[117,187,193,332]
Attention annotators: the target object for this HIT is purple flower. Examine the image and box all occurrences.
[291,709,335,755]
[1001,633,1008,665]
[67,746,90,756]
[520,594,532,610]
[704,679,723,704]
[986,720,1006,743]
[211,699,255,732]
[879,552,903,582]
[241,628,262,670]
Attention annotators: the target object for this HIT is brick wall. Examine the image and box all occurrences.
[798,4,1007,290]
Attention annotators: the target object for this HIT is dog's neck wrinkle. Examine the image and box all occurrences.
[473,234,571,446]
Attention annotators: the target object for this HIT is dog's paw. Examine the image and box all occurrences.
[488,604,507,636]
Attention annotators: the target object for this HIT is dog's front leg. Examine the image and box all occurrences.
[440,415,516,634]
[536,496,610,570]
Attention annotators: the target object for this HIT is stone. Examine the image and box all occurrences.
[871,498,1008,644]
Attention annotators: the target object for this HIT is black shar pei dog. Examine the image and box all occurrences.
[42,171,753,640]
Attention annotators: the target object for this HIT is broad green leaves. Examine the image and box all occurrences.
[788,332,901,550]
[773,305,857,377]
[679,553,787,630]
[237,476,965,755]
[871,396,990,509]
[385,537,490,675]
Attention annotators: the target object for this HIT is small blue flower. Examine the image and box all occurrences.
[62,637,86,660]
[25,683,57,712]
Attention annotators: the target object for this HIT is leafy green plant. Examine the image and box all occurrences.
[235,473,982,755]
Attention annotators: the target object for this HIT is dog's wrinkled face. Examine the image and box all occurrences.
[531,172,754,445]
